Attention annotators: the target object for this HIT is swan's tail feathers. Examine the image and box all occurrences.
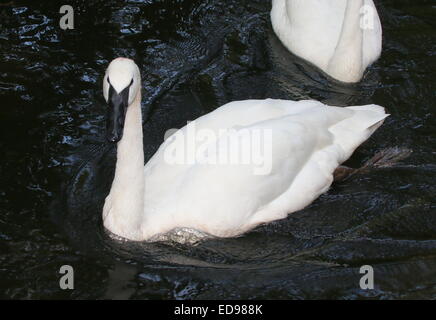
[330,104,389,162]
[333,147,412,182]
[362,147,413,169]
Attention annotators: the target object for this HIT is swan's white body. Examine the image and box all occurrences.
[102,58,388,242]
[271,0,382,83]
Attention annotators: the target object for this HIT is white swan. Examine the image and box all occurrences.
[102,58,388,241]
[271,0,382,83]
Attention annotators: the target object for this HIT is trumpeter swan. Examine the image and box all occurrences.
[102,58,389,242]
[271,0,382,83]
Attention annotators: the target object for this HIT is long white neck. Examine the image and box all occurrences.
[327,0,364,82]
[104,90,145,240]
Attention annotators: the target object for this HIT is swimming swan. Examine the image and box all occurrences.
[102,58,388,242]
[271,0,382,83]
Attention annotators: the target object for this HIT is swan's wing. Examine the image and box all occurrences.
[143,99,387,237]
[144,99,324,176]
[143,99,332,195]
[144,114,321,236]
[185,99,325,131]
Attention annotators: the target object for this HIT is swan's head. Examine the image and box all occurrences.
[103,57,141,143]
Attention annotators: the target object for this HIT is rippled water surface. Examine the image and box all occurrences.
[0,0,435,299]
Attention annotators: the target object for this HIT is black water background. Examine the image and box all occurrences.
[0,0,435,299]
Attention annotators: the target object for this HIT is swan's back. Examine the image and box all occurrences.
[142,99,387,239]
[271,0,382,82]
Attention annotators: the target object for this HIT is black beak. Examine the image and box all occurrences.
[106,78,133,143]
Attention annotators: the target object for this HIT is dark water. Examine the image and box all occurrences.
[0,0,435,299]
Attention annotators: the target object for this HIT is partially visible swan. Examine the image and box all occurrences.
[271,0,382,83]
[102,58,388,242]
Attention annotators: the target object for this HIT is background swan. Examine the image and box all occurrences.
[271,0,382,83]
[102,58,388,242]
